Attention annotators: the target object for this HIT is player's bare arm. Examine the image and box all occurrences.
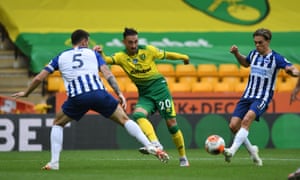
[100,64,127,109]
[290,77,300,104]
[285,65,299,77]
[11,69,49,98]
[287,65,300,104]
[230,45,249,67]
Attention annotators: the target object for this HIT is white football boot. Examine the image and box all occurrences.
[179,156,190,167]
[250,145,263,166]
[41,162,59,170]
[223,148,233,163]
[139,141,163,155]
[146,145,169,163]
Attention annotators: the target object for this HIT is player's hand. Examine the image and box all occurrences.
[93,45,103,53]
[285,66,299,77]
[290,88,300,104]
[11,91,26,98]
[183,55,190,65]
[183,59,189,65]
[230,45,239,54]
[118,93,127,110]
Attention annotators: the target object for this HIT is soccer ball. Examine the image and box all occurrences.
[205,134,225,155]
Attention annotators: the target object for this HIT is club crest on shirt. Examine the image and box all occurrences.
[263,57,270,64]
[133,58,138,64]
[257,56,270,65]
[139,54,146,61]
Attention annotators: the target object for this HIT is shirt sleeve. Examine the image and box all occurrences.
[246,50,255,64]
[95,51,106,68]
[147,45,165,59]
[44,56,59,73]
[276,55,292,68]
[103,54,115,65]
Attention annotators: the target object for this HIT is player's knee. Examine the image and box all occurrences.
[132,112,146,122]
[228,123,235,132]
[53,116,70,127]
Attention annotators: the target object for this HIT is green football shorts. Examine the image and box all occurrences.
[135,77,176,120]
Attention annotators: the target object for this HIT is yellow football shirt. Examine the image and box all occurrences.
[104,45,166,84]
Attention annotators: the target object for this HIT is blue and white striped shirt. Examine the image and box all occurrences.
[242,50,292,102]
[45,47,106,97]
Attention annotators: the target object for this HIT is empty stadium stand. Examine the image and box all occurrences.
[0,25,44,105]
[169,81,191,92]
[191,82,213,92]
[44,63,300,93]
[157,64,176,77]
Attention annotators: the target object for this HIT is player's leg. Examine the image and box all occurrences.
[224,99,248,162]
[288,167,300,180]
[227,116,255,154]
[241,100,267,166]
[223,116,241,162]
[43,91,98,170]
[133,110,162,147]
[109,104,169,163]
[110,104,151,146]
[243,137,262,165]
[93,90,168,162]
[133,97,163,153]
[132,97,161,147]
[225,119,263,166]
[166,117,189,167]
[224,99,263,166]
[224,118,260,161]
[42,111,73,170]
[155,82,189,166]
[159,97,189,166]
[224,111,256,162]
[133,78,173,149]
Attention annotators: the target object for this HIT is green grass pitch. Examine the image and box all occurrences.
[0,149,299,180]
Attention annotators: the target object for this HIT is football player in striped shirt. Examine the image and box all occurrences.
[12,29,169,170]
[223,28,299,166]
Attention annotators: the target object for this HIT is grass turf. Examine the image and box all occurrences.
[0,149,299,180]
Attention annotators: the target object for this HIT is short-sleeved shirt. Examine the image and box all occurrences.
[106,45,166,86]
[242,50,292,102]
[45,47,106,97]
[105,45,176,119]
[233,50,292,121]
[44,47,119,120]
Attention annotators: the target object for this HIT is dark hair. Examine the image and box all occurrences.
[253,28,272,40]
[71,29,89,45]
[123,27,138,39]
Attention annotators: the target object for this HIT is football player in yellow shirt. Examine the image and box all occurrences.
[95,28,190,166]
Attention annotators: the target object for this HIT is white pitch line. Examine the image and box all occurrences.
[2,157,300,162]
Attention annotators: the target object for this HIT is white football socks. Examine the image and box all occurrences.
[124,120,151,147]
[243,137,254,154]
[50,125,63,164]
[49,120,153,165]
[230,127,249,155]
